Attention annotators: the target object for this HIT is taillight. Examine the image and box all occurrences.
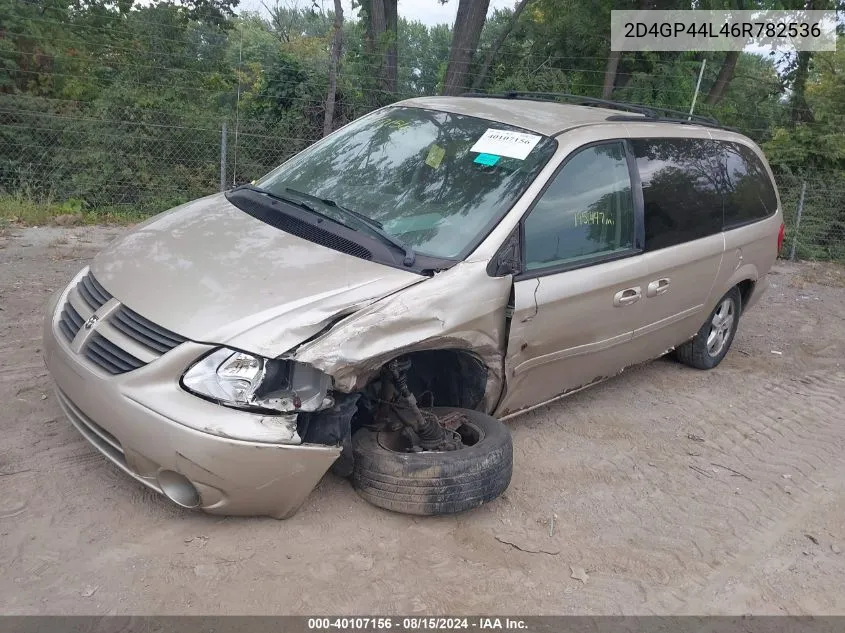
[777,222,785,253]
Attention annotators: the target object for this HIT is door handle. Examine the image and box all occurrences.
[647,277,671,297]
[613,287,641,307]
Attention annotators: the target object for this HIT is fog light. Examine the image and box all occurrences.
[157,470,201,509]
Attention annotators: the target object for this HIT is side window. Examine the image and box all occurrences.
[722,142,778,228]
[523,142,634,271]
[632,139,724,251]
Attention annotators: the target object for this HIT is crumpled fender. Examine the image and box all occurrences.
[220,279,418,359]
[293,260,512,413]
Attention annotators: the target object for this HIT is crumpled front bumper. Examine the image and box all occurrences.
[42,285,341,520]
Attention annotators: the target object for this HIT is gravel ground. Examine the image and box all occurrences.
[1,226,844,615]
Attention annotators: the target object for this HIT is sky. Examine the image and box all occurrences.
[385,0,516,26]
[238,0,519,27]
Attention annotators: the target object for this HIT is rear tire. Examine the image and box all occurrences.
[675,286,741,370]
[351,407,512,516]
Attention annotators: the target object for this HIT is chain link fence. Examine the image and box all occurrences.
[1,88,843,262]
[777,175,845,263]
[0,93,317,213]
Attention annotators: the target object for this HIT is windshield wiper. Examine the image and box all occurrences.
[284,187,416,266]
[237,184,350,227]
[286,188,383,228]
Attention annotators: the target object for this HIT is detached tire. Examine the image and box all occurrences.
[351,407,512,516]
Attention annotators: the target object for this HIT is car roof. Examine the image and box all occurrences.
[396,96,649,136]
[394,96,761,152]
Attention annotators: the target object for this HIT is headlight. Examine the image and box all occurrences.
[182,348,332,414]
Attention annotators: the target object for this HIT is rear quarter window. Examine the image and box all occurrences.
[721,142,778,228]
[632,138,724,251]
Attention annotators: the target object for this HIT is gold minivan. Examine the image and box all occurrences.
[43,94,784,518]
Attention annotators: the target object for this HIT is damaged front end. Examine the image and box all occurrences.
[280,259,514,475]
[177,256,512,461]
[293,259,513,412]
[182,347,335,444]
[165,256,515,503]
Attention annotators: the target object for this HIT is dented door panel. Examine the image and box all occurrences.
[496,255,652,417]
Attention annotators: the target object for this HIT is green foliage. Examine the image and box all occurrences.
[764,44,845,174]
[0,0,842,260]
[760,43,845,262]
[398,19,452,96]
[0,191,148,226]
[777,173,845,261]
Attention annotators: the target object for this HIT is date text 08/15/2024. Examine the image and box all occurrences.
[307,618,529,631]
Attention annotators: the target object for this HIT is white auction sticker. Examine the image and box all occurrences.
[470,129,542,160]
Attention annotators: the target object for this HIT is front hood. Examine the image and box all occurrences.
[91,194,425,357]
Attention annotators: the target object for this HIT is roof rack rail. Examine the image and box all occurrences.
[603,113,737,132]
[459,91,727,129]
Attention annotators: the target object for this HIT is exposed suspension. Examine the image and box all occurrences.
[386,358,462,452]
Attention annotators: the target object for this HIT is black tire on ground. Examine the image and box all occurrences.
[674,286,742,370]
[351,407,512,516]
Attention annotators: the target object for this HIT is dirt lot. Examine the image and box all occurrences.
[1,225,844,615]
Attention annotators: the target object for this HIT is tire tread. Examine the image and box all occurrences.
[675,287,742,370]
[351,407,513,516]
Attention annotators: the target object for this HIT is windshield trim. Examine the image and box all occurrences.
[253,104,559,264]
[224,186,458,276]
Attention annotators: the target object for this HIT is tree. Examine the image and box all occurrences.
[382,0,398,93]
[324,0,344,136]
[265,3,332,42]
[602,51,622,99]
[782,0,838,124]
[398,19,452,96]
[359,0,399,100]
[702,0,744,106]
[603,0,669,99]
[790,49,815,124]
[1,0,841,263]
[442,0,491,95]
[471,0,532,91]
[704,51,740,105]
[765,45,845,173]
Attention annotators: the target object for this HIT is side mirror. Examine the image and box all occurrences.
[487,228,521,277]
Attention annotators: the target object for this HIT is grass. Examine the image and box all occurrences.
[0,193,152,228]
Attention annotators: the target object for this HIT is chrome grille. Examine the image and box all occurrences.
[56,270,187,375]
[84,332,145,375]
[111,305,186,355]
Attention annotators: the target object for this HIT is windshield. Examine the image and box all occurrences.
[255,106,556,259]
